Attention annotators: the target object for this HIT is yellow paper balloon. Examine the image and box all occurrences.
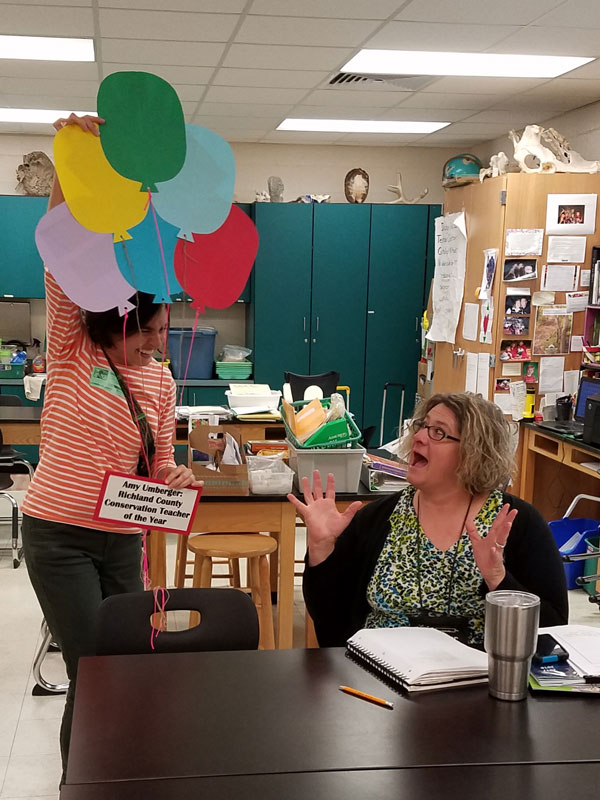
[54,125,148,242]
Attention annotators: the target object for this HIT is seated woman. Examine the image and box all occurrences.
[291,392,568,648]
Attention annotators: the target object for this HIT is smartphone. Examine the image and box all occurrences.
[533,633,569,665]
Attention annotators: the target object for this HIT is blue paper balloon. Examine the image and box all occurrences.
[153,124,236,240]
[114,207,182,303]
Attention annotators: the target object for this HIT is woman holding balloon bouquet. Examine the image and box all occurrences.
[21,113,202,781]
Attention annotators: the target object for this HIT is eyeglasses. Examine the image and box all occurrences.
[411,419,460,443]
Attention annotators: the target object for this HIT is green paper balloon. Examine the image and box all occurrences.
[97,71,186,192]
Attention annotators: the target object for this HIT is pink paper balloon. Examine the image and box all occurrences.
[35,203,136,315]
[173,206,258,313]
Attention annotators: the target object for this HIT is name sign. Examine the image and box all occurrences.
[94,471,202,534]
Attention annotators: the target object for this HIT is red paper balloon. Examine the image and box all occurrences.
[174,205,258,312]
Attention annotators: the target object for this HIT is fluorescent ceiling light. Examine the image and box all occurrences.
[342,49,593,78]
[0,35,95,62]
[277,118,448,134]
[0,109,96,124]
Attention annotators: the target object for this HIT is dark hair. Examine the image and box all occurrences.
[84,292,166,349]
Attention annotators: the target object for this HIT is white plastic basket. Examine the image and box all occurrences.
[247,455,294,495]
[287,441,366,493]
[225,389,281,410]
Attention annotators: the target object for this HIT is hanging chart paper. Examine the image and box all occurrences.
[427,212,467,344]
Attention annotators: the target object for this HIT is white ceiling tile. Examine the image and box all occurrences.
[0,60,98,80]
[464,109,541,125]
[204,85,307,105]
[223,43,353,71]
[102,63,214,84]
[379,108,470,122]
[261,130,344,144]
[98,9,238,41]
[421,77,548,94]
[236,16,381,48]
[535,0,600,28]
[1,93,97,110]
[213,67,329,89]
[335,132,424,145]
[493,27,600,57]
[303,88,407,107]
[396,0,564,26]
[98,1,245,10]
[417,135,488,147]
[364,21,520,52]
[0,3,94,36]
[197,102,291,118]
[289,105,398,119]
[0,0,90,5]
[562,61,600,80]
[101,39,225,66]
[0,77,98,96]
[193,114,281,130]
[440,121,525,136]
[250,0,402,19]
[525,78,600,99]
[398,92,497,111]
[493,92,589,111]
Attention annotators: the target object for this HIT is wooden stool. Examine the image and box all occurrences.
[187,534,277,649]
[175,535,241,588]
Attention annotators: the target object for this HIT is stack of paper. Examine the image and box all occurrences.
[529,626,600,694]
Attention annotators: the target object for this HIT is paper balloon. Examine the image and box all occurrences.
[54,125,149,242]
[35,203,136,315]
[153,124,235,239]
[98,72,186,191]
[174,206,258,313]
[115,205,182,303]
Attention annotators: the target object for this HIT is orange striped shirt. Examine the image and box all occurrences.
[22,270,176,533]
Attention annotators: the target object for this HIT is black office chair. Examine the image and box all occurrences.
[284,370,340,402]
[96,588,260,656]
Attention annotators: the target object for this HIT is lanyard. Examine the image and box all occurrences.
[414,493,473,615]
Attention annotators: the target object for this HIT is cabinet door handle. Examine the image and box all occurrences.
[303,316,306,332]
[316,316,320,332]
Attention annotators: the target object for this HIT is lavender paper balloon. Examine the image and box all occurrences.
[35,204,136,315]
[153,124,235,239]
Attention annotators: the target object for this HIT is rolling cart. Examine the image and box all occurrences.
[555,494,600,609]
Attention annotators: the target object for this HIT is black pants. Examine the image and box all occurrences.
[22,514,143,781]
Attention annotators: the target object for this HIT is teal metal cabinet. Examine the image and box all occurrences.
[362,205,430,444]
[0,382,45,407]
[236,203,252,303]
[311,204,370,426]
[0,196,47,298]
[250,204,313,389]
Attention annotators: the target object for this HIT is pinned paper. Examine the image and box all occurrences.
[570,335,584,352]
[539,357,565,393]
[35,203,135,315]
[581,269,591,288]
[541,264,579,292]
[174,205,259,313]
[154,124,236,239]
[427,212,467,343]
[479,297,493,345]
[462,302,478,341]
[479,248,498,301]
[505,229,543,256]
[564,370,580,395]
[465,352,477,393]
[532,291,555,306]
[509,381,527,420]
[502,362,522,377]
[54,124,148,242]
[98,72,186,191]
[546,236,586,263]
[566,291,588,313]
[494,393,513,416]
[476,352,490,400]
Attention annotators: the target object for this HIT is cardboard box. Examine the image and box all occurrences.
[188,424,249,496]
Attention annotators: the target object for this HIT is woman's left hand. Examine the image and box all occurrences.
[159,465,204,490]
[466,504,518,591]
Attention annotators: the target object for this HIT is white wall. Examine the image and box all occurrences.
[1,132,454,203]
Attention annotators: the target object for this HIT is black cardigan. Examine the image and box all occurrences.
[303,491,569,647]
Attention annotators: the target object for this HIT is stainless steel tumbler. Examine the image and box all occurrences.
[485,590,540,701]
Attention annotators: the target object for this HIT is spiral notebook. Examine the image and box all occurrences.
[347,627,488,693]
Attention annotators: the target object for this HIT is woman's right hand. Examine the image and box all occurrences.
[53,112,105,135]
[287,470,362,566]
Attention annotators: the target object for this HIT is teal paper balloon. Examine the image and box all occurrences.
[114,207,182,303]
[154,124,235,239]
[98,71,186,192]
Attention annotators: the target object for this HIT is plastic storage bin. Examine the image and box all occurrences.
[583,533,600,596]
[226,389,281,410]
[247,455,294,495]
[548,517,596,589]
[168,328,217,380]
[287,441,366,493]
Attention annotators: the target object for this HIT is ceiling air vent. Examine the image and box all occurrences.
[329,72,434,91]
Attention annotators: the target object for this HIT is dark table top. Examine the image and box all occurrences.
[0,406,42,422]
[60,763,600,800]
[200,482,382,503]
[66,647,600,786]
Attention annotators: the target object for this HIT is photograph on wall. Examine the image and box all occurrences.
[499,340,532,361]
[503,316,530,336]
[505,294,531,315]
[503,258,537,282]
[545,193,597,235]
[479,248,498,300]
[532,305,573,356]
[522,361,538,384]
[495,378,511,393]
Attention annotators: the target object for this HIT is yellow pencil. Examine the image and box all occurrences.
[339,685,394,710]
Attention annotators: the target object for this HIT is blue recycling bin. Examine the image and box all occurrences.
[549,517,597,589]
[168,328,217,380]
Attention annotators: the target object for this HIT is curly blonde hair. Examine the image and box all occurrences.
[402,392,515,495]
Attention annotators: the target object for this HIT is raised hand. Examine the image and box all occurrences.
[53,112,105,135]
[466,503,518,591]
[287,470,362,566]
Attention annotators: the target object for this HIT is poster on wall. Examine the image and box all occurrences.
[479,248,498,301]
[545,194,597,235]
[532,305,573,356]
[427,212,467,343]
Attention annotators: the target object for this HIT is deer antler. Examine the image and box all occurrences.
[386,171,429,204]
